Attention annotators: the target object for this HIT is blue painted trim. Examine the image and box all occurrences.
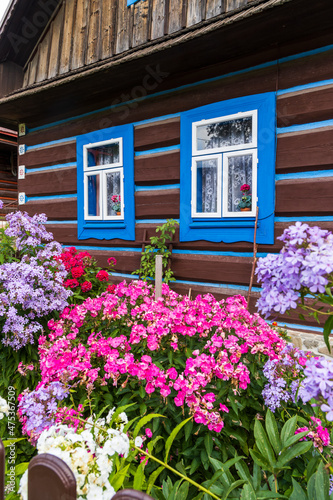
[277,118,333,135]
[27,44,333,136]
[26,194,77,202]
[27,162,76,173]
[44,220,77,224]
[135,145,180,157]
[180,92,276,244]
[133,113,181,127]
[277,78,333,96]
[64,245,142,252]
[135,184,180,192]
[275,321,323,333]
[77,124,135,241]
[135,219,180,224]
[275,216,333,222]
[127,0,140,5]
[26,136,76,151]
[276,170,333,181]
[173,249,268,257]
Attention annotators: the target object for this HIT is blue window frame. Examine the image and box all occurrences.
[77,124,135,240]
[180,92,276,244]
[127,0,141,5]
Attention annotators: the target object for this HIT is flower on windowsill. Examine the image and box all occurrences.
[111,195,121,213]
[238,184,252,210]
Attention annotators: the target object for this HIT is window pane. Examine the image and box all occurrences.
[197,116,252,151]
[87,142,120,167]
[227,154,253,213]
[196,158,218,214]
[106,171,122,216]
[87,174,100,217]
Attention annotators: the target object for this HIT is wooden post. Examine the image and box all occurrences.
[113,490,154,500]
[247,206,259,309]
[28,454,76,500]
[0,439,4,500]
[155,254,163,300]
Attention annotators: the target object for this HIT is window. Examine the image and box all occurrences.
[77,124,135,240]
[180,92,276,244]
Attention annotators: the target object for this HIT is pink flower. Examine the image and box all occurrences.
[71,266,85,278]
[81,281,92,292]
[219,404,229,413]
[96,270,109,282]
[145,428,153,438]
[107,257,117,266]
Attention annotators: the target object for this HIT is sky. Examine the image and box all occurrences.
[0,0,11,26]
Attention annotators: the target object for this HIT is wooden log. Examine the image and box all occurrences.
[135,150,180,184]
[59,0,77,75]
[23,142,76,168]
[186,0,202,26]
[277,84,333,127]
[168,0,184,33]
[27,51,39,86]
[135,189,179,218]
[276,128,333,171]
[115,0,130,54]
[132,0,150,48]
[275,177,333,215]
[205,0,224,19]
[20,167,77,197]
[28,454,76,500]
[24,198,77,220]
[101,0,117,59]
[134,119,180,151]
[71,0,89,70]
[35,30,51,84]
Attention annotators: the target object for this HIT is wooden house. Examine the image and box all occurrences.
[0,0,333,340]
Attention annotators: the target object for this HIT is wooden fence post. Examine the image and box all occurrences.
[155,254,163,300]
[0,439,4,500]
[113,490,154,500]
[28,453,76,500]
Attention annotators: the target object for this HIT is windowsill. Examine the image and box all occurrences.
[190,220,258,229]
[83,222,126,229]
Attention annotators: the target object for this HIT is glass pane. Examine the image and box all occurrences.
[196,158,218,214]
[106,171,122,216]
[87,174,100,217]
[87,142,120,167]
[197,116,252,151]
[227,154,253,213]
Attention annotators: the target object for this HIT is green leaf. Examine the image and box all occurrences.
[164,417,192,462]
[276,441,313,467]
[209,456,244,475]
[235,460,253,486]
[204,433,213,456]
[146,466,164,494]
[184,420,193,441]
[323,315,333,352]
[148,435,164,455]
[281,416,298,447]
[133,413,163,439]
[256,492,288,499]
[14,462,29,476]
[253,463,262,491]
[133,462,145,491]
[254,419,276,465]
[241,484,256,500]
[110,464,130,490]
[249,450,272,472]
[289,478,308,500]
[177,481,190,499]
[308,471,317,500]
[222,479,246,500]
[315,461,330,500]
[265,410,281,455]
[282,430,310,450]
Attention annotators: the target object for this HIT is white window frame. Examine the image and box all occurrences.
[192,110,257,156]
[191,154,222,218]
[222,149,258,218]
[83,137,124,221]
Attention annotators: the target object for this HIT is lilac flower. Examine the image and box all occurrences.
[18,382,69,445]
[0,200,3,209]
[5,211,54,252]
[299,357,333,421]
[256,223,333,317]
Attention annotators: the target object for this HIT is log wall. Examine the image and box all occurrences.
[17,42,333,332]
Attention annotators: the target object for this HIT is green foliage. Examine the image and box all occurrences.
[133,219,179,283]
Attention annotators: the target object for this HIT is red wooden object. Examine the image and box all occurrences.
[113,490,154,500]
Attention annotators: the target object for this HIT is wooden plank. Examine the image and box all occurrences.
[101,0,117,59]
[35,30,51,83]
[132,0,150,48]
[59,0,76,75]
[115,0,130,54]
[135,189,179,218]
[48,5,65,79]
[205,0,224,19]
[186,0,202,26]
[276,128,333,172]
[172,254,253,285]
[86,0,101,65]
[277,84,333,128]
[275,177,333,215]
[71,0,89,70]
[135,150,180,184]
[24,198,77,220]
[151,0,165,40]
[23,142,76,168]
[279,49,333,91]
[21,167,77,197]
[168,0,184,33]
[27,52,39,86]
[134,119,180,150]
[225,0,248,11]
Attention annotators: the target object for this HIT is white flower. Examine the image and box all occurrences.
[134,436,143,448]
[18,470,28,500]
[0,397,9,418]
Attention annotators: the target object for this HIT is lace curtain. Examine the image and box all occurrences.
[227,155,252,212]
